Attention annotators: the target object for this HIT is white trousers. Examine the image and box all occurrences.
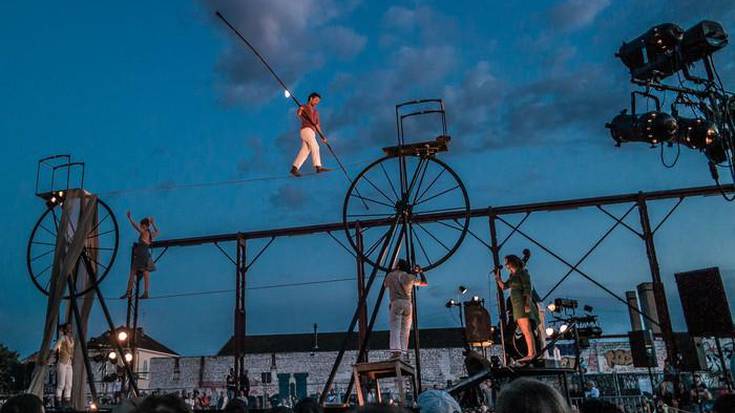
[292,128,322,169]
[389,299,413,353]
[56,362,73,399]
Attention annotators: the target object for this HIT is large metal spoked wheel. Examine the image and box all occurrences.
[343,154,470,272]
[27,198,119,298]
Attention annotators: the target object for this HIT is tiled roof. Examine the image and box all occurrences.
[217,327,466,356]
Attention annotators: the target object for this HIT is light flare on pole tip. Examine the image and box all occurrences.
[559,324,569,333]
[117,330,128,342]
[545,327,556,337]
[284,89,291,98]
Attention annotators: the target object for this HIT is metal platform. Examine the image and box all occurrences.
[353,359,418,406]
[382,135,451,157]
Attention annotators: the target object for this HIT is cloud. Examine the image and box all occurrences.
[269,184,308,206]
[321,26,367,59]
[200,0,364,105]
[548,0,611,32]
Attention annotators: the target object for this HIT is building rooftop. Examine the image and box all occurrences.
[217,327,467,356]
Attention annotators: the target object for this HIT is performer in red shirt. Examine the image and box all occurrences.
[291,92,331,177]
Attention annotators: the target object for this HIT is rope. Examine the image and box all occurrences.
[98,158,371,197]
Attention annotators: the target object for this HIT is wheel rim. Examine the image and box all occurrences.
[26,198,119,297]
[343,154,470,272]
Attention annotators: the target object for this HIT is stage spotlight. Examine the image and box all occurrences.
[547,303,557,312]
[617,23,684,81]
[107,351,117,361]
[606,111,677,145]
[584,305,594,313]
[681,21,728,63]
[124,352,133,363]
[551,298,578,312]
[705,140,727,164]
[471,295,481,303]
[640,111,677,144]
[545,327,556,337]
[675,117,719,149]
[445,299,458,308]
[117,330,129,342]
[559,324,569,334]
[458,285,468,295]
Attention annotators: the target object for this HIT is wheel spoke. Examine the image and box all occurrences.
[87,228,115,239]
[415,168,447,204]
[32,241,57,246]
[39,224,57,238]
[435,220,466,233]
[411,226,433,267]
[410,158,431,204]
[415,222,451,252]
[379,162,400,201]
[34,262,55,280]
[350,193,394,209]
[88,210,111,237]
[82,250,108,270]
[364,230,389,257]
[31,249,55,262]
[50,208,60,232]
[360,174,397,205]
[415,185,460,206]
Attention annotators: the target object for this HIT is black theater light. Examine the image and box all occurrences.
[617,23,684,81]
[681,20,729,64]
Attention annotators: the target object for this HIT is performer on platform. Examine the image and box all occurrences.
[120,211,159,299]
[290,92,331,177]
[384,259,428,359]
[494,254,539,363]
[53,323,75,408]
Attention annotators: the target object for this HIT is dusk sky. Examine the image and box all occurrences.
[2,0,735,357]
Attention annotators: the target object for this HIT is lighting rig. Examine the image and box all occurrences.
[544,299,603,392]
[606,20,735,200]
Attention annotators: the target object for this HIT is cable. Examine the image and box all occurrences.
[659,141,680,168]
[107,275,376,301]
[98,158,371,197]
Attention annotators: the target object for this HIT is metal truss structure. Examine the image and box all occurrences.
[124,183,734,402]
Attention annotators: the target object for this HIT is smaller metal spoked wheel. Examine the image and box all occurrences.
[343,154,470,272]
[27,198,119,298]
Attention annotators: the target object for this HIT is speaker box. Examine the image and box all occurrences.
[628,330,658,368]
[675,267,734,337]
[463,301,492,345]
[673,332,707,371]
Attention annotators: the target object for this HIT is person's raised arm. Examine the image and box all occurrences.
[149,216,160,239]
[126,211,141,233]
[413,266,428,287]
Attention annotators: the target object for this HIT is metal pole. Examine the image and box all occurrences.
[573,326,585,399]
[81,255,140,396]
[319,218,402,404]
[412,285,422,392]
[637,196,676,360]
[488,213,508,365]
[233,234,245,391]
[66,275,99,405]
[341,237,405,403]
[356,224,368,363]
[239,236,247,384]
